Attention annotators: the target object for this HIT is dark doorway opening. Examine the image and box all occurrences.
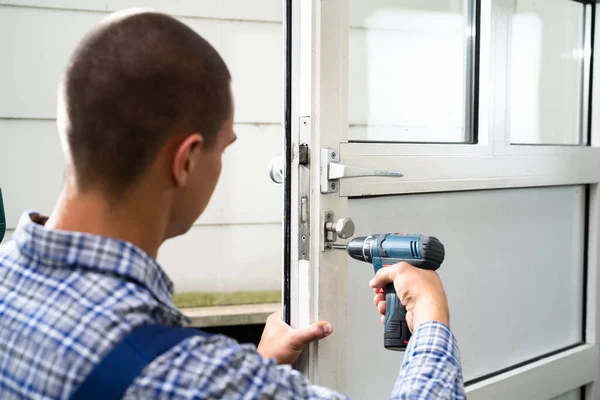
[199,324,265,347]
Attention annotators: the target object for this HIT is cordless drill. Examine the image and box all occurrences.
[344,233,445,351]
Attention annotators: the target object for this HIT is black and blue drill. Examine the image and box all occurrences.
[343,233,445,351]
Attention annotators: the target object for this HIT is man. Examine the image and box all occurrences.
[0,10,465,399]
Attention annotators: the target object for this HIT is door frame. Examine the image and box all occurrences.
[285,0,600,397]
[286,0,351,388]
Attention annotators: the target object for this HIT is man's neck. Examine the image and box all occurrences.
[45,185,167,258]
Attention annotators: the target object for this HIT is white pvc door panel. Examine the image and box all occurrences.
[552,388,582,400]
[345,186,585,399]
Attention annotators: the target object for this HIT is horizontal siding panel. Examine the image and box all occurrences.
[0,119,282,228]
[0,120,64,228]
[219,20,283,125]
[0,0,106,11]
[0,0,283,22]
[0,7,104,120]
[108,0,282,22]
[158,223,282,293]
[196,123,283,226]
[0,5,282,123]
[0,224,282,294]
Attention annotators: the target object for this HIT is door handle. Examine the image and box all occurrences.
[321,148,404,193]
[269,156,284,184]
[328,163,404,180]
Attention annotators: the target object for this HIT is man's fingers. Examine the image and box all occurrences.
[369,262,412,289]
[369,268,392,289]
[377,300,386,315]
[369,264,399,288]
[373,293,385,306]
[290,321,333,347]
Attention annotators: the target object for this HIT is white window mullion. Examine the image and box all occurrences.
[490,0,511,154]
[338,146,600,197]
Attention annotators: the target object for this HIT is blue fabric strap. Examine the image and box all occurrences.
[0,188,5,243]
[70,324,210,400]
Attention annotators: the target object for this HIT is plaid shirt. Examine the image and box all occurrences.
[0,212,465,399]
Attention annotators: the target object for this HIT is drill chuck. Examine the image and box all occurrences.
[346,235,376,263]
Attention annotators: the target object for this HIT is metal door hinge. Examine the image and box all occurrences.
[320,148,404,193]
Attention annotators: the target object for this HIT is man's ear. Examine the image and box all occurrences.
[172,133,204,187]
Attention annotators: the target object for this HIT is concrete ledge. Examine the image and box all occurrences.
[173,290,281,309]
[182,303,280,328]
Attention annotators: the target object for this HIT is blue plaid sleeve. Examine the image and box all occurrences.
[123,324,463,399]
[391,321,466,399]
[123,334,350,399]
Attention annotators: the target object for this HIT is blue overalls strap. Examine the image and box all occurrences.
[0,188,5,243]
[70,324,211,400]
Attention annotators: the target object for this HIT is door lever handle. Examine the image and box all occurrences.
[321,148,403,193]
[328,163,404,180]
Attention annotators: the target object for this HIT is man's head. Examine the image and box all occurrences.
[57,10,235,238]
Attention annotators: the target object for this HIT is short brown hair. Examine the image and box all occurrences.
[59,11,231,192]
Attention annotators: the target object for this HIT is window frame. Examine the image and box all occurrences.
[506,0,594,146]
[346,0,482,145]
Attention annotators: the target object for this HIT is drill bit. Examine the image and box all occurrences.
[331,243,347,250]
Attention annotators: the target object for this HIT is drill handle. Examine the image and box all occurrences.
[384,283,411,351]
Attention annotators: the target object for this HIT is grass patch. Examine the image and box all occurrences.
[173,290,282,308]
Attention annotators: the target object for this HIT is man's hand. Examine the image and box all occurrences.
[257,312,332,364]
[369,262,449,332]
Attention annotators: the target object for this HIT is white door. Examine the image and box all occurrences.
[281,0,600,399]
